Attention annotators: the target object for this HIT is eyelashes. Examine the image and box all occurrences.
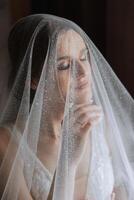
[57,62,70,70]
[57,52,89,71]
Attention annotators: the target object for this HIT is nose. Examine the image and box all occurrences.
[74,60,86,78]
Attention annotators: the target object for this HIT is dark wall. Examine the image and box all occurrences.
[31,0,106,55]
[106,0,134,97]
[10,0,134,97]
[31,0,134,97]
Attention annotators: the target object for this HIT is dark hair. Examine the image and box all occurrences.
[8,16,49,88]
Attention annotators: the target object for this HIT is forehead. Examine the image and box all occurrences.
[57,30,86,57]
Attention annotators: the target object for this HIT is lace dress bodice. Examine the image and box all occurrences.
[21,141,53,200]
[3,124,115,200]
[30,157,53,200]
[4,124,53,200]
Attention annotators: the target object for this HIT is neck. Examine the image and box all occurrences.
[40,112,63,141]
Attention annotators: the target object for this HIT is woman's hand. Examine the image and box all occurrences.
[68,103,103,168]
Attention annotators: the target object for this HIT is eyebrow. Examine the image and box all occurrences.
[57,47,88,61]
[57,56,70,61]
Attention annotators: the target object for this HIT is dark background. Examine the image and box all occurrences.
[7,0,134,96]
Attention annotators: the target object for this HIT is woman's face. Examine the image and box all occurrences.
[56,30,92,104]
[31,30,92,121]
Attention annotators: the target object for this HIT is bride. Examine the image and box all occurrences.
[0,14,133,200]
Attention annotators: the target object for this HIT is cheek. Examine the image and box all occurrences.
[86,62,92,83]
[57,70,70,99]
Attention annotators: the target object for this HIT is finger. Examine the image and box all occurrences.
[81,114,103,128]
[74,103,102,113]
[75,109,103,124]
[76,115,102,135]
[74,106,102,119]
[76,114,102,128]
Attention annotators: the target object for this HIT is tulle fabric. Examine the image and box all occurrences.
[0,14,134,200]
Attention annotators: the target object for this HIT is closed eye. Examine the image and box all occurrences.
[57,62,70,70]
[80,49,89,62]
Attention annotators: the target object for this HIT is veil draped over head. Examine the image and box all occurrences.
[0,14,134,200]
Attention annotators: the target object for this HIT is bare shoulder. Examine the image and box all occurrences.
[0,127,11,158]
[0,127,34,200]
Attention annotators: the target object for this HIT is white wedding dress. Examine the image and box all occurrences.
[4,124,115,200]
[30,158,52,200]
[1,14,134,200]
[4,124,52,200]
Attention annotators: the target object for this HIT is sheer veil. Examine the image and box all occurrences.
[0,14,134,200]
